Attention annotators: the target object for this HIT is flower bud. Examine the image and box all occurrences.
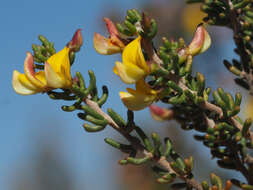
[149,105,174,121]
[188,25,211,56]
[67,29,83,52]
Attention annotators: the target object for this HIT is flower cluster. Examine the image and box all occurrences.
[12,18,211,111]
[94,18,211,110]
[12,30,83,95]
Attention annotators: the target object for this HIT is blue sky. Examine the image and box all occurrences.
[0,0,247,189]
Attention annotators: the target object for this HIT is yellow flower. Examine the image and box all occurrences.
[94,18,125,55]
[12,47,72,95]
[119,79,158,111]
[114,36,150,84]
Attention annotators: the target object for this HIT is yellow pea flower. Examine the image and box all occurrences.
[12,47,72,95]
[119,79,158,111]
[114,36,150,84]
[94,18,125,55]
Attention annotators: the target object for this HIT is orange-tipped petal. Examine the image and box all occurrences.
[24,52,46,88]
[149,105,174,121]
[93,32,122,55]
[12,70,37,95]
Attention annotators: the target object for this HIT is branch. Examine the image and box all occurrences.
[84,97,203,190]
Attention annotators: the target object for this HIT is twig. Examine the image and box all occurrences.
[84,97,203,190]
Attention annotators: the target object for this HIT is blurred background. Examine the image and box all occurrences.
[0,0,250,189]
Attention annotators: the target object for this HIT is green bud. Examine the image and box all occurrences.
[201,181,209,190]
[62,105,76,112]
[76,72,86,90]
[83,123,106,132]
[135,126,153,152]
[127,156,150,165]
[235,92,242,106]
[124,20,136,33]
[104,138,121,149]
[169,93,186,104]
[184,156,193,173]
[38,35,50,48]
[85,115,108,126]
[147,19,157,39]
[242,118,252,137]
[167,81,183,94]
[151,132,162,156]
[97,86,109,107]
[196,72,205,93]
[233,0,251,9]
[213,90,227,111]
[107,108,126,128]
[210,173,223,189]
[225,92,235,110]
[81,105,104,120]
[163,138,172,157]
[223,60,241,76]
[86,70,96,94]
[241,184,253,190]
[119,159,128,165]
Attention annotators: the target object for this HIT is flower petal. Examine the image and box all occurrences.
[46,47,72,89]
[199,28,211,53]
[24,52,46,88]
[44,62,65,88]
[188,25,205,55]
[135,78,157,95]
[122,36,149,73]
[47,47,70,77]
[12,70,38,95]
[119,91,155,111]
[93,33,122,55]
[114,61,145,84]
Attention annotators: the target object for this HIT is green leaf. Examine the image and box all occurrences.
[107,108,126,128]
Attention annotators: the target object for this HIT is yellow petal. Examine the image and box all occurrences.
[114,61,145,84]
[46,47,72,89]
[44,62,66,88]
[47,47,71,79]
[122,36,149,73]
[24,52,46,88]
[119,91,155,111]
[93,33,122,55]
[12,70,38,95]
[135,78,157,95]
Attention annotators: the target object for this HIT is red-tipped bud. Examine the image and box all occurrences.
[67,29,83,52]
[104,17,119,38]
[149,105,174,121]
